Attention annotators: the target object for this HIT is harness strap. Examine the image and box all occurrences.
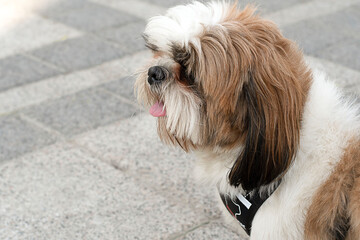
[219,181,281,235]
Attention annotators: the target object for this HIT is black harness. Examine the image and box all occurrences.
[219,181,281,235]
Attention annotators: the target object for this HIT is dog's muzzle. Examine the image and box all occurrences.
[148,66,166,85]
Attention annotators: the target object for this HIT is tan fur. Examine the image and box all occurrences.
[347,172,360,240]
[137,3,313,189]
[304,138,360,239]
[185,4,312,189]
[184,5,311,142]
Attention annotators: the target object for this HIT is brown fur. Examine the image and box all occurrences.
[304,138,360,240]
[180,4,312,190]
[138,3,312,190]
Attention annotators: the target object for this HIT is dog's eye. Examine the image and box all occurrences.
[179,66,195,86]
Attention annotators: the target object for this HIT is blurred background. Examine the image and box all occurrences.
[0,0,359,239]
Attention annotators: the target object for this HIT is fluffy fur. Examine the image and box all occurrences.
[135,1,360,239]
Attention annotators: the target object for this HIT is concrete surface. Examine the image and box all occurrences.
[0,0,359,239]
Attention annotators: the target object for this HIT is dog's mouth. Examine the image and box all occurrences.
[149,101,166,117]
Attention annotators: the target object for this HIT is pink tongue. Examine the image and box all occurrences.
[149,102,166,117]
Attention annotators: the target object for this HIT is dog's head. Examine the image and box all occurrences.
[135,1,311,191]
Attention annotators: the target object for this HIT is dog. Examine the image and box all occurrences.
[135,1,360,239]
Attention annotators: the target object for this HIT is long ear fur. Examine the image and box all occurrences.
[229,70,297,191]
[168,4,312,191]
[227,15,312,191]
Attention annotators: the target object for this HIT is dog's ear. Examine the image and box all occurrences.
[228,36,311,191]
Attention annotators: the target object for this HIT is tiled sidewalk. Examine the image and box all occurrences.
[0,0,359,239]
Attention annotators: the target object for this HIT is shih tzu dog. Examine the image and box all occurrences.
[135,1,360,239]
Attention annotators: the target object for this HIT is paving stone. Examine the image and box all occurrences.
[0,115,57,162]
[0,51,150,116]
[42,1,140,32]
[305,55,360,91]
[90,0,167,20]
[74,114,221,219]
[139,0,311,13]
[115,50,152,74]
[283,17,348,55]
[0,54,61,92]
[0,14,82,59]
[282,4,360,55]
[0,70,111,116]
[0,143,212,239]
[96,21,147,55]
[178,220,241,240]
[265,0,360,29]
[317,38,360,71]
[101,76,136,102]
[40,0,87,14]
[141,0,189,8]
[29,35,125,72]
[328,3,360,40]
[23,87,136,137]
[240,0,311,13]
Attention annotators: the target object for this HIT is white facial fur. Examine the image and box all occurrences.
[163,82,202,143]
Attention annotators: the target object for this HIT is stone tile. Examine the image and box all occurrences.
[0,54,61,92]
[96,21,147,55]
[90,0,167,20]
[101,76,136,102]
[265,0,359,29]
[42,1,140,32]
[29,35,125,72]
[178,220,242,240]
[282,4,360,55]
[305,55,360,90]
[74,114,221,219]
[23,87,136,137]
[0,143,211,239]
[240,0,311,14]
[0,115,57,162]
[0,51,150,116]
[140,0,311,12]
[317,39,360,72]
[141,0,189,8]
[40,0,86,14]
[0,69,113,116]
[329,3,360,39]
[115,50,152,74]
[0,14,82,59]
[283,17,348,55]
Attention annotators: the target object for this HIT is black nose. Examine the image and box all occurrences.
[148,66,166,85]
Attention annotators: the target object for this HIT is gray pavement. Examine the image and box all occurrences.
[0,0,359,239]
